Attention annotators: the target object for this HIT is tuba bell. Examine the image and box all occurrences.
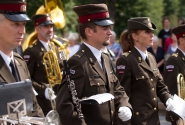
[22,0,68,52]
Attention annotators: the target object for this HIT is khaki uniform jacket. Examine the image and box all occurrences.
[23,40,62,115]
[0,52,44,117]
[116,47,171,125]
[164,48,185,123]
[56,43,132,125]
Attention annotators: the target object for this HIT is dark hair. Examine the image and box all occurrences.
[78,22,97,40]
[178,17,185,25]
[119,30,140,52]
[162,16,170,25]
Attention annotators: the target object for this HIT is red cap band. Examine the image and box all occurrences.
[79,12,109,23]
[34,17,52,26]
[176,31,185,39]
[0,3,26,12]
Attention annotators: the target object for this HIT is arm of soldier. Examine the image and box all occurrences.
[23,49,46,97]
[20,59,44,117]
[163,57,179,96]
[116,56,132,98]
[156,59,173,104]
[56,58,86,125]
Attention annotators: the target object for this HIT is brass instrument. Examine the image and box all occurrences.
[0,110,60,125]
[43,42,62,110]
[177,73,185,125]
[177,73,185,100]
[22,0,68,52]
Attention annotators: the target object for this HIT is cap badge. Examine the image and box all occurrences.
[88,19,90,22]
[106,12,109,18]
[20,5,26,12]
[148,23,152,28]
[46,17,51,21]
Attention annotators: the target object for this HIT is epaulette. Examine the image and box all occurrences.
[28,42,37,48]
[13,52,24,60]
[122,51,131,57]
[73,49,85,58]
[172,53,178,57]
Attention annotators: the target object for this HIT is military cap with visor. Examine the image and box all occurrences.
[128,17,156,31]
[73,3,113,26]
[31,14,54,27]
[171,24,185,39]
[0,0,30,22]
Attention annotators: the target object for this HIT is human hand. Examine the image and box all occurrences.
[44,88,56,100]
[166,98,176,111]
[118,106,132,121]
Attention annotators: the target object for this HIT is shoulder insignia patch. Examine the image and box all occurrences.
[172,53,178,57]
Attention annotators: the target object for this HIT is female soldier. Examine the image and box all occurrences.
[116,17,176,125]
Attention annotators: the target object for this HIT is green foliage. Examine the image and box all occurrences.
[25,0,183,39]
[26,0,44,33]
[163,0,179,27]
[115,0,163,38]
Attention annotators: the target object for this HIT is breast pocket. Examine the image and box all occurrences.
[89,75,107,94]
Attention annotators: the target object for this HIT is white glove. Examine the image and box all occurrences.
[118,106,132,121]
[166,98,176,111]
[44,88,56,100]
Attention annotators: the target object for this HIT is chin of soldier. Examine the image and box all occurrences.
[103,41,109,46]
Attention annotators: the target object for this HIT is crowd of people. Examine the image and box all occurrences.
[1,0,185,125]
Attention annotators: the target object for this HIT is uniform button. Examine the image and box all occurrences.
[154,107,157,111]
[111,111,114,114]
[110,100,112,103]
[136,112,139,115]
[153,98,156,100]
[82,50,84,52]
[142,76,145,79]
[152,88,154,91]
[73,111,77,116]
[151,79,153,82]
[97,83,100,86]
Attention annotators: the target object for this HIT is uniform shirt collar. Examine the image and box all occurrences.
[134,46,148,60]
[0,50,14,71]
[83,42,102,63]
[178,48,185,56]
[39,39,49,51]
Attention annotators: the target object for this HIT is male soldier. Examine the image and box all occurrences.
[56,3,132,125]
[0,0,43,117]
[23,14,62,116]
[164,25,185,125]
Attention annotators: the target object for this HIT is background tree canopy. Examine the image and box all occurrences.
[26,0,184,39]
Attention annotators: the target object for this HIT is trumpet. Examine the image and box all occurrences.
[0,110,60,125]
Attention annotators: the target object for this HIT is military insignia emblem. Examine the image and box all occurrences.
[20,5,26,12]
[117,65,125,69]
[123,52,129,57]
[88,19,91,22]
[148,23,152,28]
[46,17,51,21]
[106,12,109,18]
[138,57,141,61]
[172,53,178,57]
[183,34,185,37]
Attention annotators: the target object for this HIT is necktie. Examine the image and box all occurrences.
[145,56,150,66]
[9,60,20,82]
[101,54,106,74]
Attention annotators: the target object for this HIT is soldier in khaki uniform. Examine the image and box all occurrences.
[23,14,63,116]
[56,3,132,125]
[164,25,185,125]
[116,17,175,125]
[0,0,43,117]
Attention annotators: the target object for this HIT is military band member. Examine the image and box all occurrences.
[23,14,61,116]
[0,0,43,117]
[116,17,176,125]
[164,25,185,125]
[56,3,132,125]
